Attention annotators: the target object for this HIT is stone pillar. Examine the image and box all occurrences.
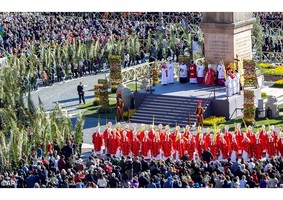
[200,12,256,64]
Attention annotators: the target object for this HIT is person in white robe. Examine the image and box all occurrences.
[216,60,225,86]
[166,59,175,84]
[178,62,188,83]
[196,61,205,84]
[235,70,240,94]
[225,73,234,97]
[161,63,168,85]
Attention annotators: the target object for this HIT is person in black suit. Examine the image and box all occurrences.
[77,82,85,104]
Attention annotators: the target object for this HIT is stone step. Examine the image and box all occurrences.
[132,112,197,119]
[130,116,196,127]
[137,107,197,114]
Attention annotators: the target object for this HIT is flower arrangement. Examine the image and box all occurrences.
[243,90,255,124]
[258,63,272,69]
[203,116,226,126]
[93,84,101,105]
[109,55,122,93]
[152,65,159,85]
[243,59,257,87]
[95,79,110,113]
[265,66,283,76]
[272,79,283,88]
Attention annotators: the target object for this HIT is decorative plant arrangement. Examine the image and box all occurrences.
[109,55,122,93]
[243,59,258,87]
[243,90,255,125]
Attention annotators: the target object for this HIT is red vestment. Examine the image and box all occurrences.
[277,138,283,156]
[121,136,131,156]
[247,132,256,145]
[162,135,173,158]
[125,129,133,142]
[141,137,152,157]
[131,136,141,157]
[108,133,121,155]
[47,143,52,154]
[253,139,262,160]
[207,140,218,160]
[92,132,103,152]
[217,138,229,159]
[189,64,197,78]
[186,138,196,159]
[234,130,243,151]
[169,131,178,142]
[148,129,155,140]
[204,134,211,150]
[230,140,238,154]
[103,128,112,148]
[204,68,215,85]
[174,138,185,158]
[151,137,161,157]
[158,130,166,142]
[271,131,278,142]
[259,130,268,151]
[137,130,145,141]
[242,137,252,158]
[266,137,276,157]
[183,131,192,141]
[196,139,206,156]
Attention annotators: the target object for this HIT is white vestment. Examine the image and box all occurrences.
[167,63,175,84]
[178,65,187,78]
[197,65,205,78]
[225,76,234,97]
[217,65,225,79]
[161,66,168,85]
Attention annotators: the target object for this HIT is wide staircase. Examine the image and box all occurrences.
[131,94,212,127]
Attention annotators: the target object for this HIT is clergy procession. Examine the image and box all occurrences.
[160,59,240,97]
[92,121,283,163]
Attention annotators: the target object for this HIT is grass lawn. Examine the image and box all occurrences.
[77,99,117,118]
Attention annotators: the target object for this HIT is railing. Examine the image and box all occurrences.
[254,51,283,63]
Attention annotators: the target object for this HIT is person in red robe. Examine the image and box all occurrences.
[162,132,174,159]
[115,122,123,138]
[158,124,166,142]
[234,123,243,155]
[259,125,268,153]
[46,141,52,155]
[204,131,211,150]
[131,131,141,157]
[189,60,197,84]
[203,64,215,85]
[125,125,133,142]
[277,134,283,157]
[253,133,262,160]
[223,125,232,152]
[207,134,218,160]
[217,134,228,160]
[196,133,206,157]
[137,124,146,141]
[141,131,152,158]
[183,125,193,140]
[270,125,278,142]
[148,125,155,140]
[92,127,103,155]
[246,126,256,145]
[241,133,251,161]
[230,135,238,162]
[266,132,276,158]
[103,122,113,154]
[108,129,121,156]
[151,132,162,159]
[170,126,180,142]
[120,131,131,156]
[174,132,185,160]
[186,134,196,160]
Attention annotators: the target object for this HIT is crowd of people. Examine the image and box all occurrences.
[2,121,283,188]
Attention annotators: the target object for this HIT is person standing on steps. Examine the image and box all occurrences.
[77,82,85,104]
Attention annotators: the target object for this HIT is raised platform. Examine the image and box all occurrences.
[133,81,262,121]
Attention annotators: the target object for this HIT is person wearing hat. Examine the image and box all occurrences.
[195,100,204,127]
[217,60,225,86]
[189,60,197,84]
[160,62,168,85]
[92,127,103,156]
[166,59,175,84]
[196,60,205,84]
[178,61,188,84]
